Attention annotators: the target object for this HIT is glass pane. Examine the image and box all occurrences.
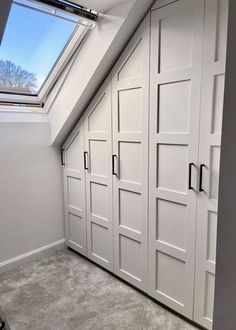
[0,0,78,95]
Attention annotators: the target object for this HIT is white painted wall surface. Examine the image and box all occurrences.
[0,122,64,264]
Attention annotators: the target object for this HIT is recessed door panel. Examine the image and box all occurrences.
[212,74,225,134]
[89,140,107,177]
[156,252,186,305]
[119,142,141,184]
[159,9,194,72]
[214,0,228,62]
[209,146,220,200]
[67,177,84,210]
[90,182,109,220]
[88,93,107,133]
[112,15,150,291]
[204,272,215,321]
[91,222,110,263]
[158,81,191,133]
[68,213,85,250]
[118,88,142,133]
[66,132,84,171]
[156,199,187,250]
[118,39,143,81]
[157,144,188,193]
[207,211,217,263]
[119,189,142,233]
[119,235,142,281]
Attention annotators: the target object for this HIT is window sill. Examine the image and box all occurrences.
[0,104,47,114]
[0,107,49,123]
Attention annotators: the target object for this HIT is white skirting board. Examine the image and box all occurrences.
[0,239,66,274]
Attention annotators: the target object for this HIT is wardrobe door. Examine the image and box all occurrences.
[148,0,204,317]
[84,78,113,271]
[112,15,150,291]
[194,1,228,328]
[62,121,87,256]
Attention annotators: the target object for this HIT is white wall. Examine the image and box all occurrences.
[0,122,64,265]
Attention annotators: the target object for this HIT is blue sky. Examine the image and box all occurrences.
[0,2,76,90]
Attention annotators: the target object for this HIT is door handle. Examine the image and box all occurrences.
[188,163,194,190]
[0,316,5,330]
[112,154,118,176]
[0,320,5,330]
[61,149,65,166]
[199,164,205,192]
[84,151,89,170]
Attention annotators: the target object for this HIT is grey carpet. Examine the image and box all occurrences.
[0,249,200,330]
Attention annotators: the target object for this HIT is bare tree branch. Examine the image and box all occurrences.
[0,60,37,92]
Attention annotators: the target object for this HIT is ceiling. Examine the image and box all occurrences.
[72,0,125,13]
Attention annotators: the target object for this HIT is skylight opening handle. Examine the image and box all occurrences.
[37,0,98,23]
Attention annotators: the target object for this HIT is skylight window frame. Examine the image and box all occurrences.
[0,0,96,111]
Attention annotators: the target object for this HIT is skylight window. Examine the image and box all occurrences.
[0,0,97,108]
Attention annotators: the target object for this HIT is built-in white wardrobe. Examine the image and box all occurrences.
[62,0,228,328]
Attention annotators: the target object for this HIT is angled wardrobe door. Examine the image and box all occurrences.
[194,1,228,328]
[148,0,204,317]
[112,15,150,291]
[62,121,87,256]
[83,78,113,271]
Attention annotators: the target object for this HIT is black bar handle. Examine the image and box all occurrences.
[199,164,205,192]
[84,151,88,170]
[112,155,117,176]
[0,316,5,330]
[0,321,5,330]
[188,163,194,190]
[61,149,65,166]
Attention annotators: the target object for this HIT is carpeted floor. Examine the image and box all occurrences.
[0,248,200,330]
